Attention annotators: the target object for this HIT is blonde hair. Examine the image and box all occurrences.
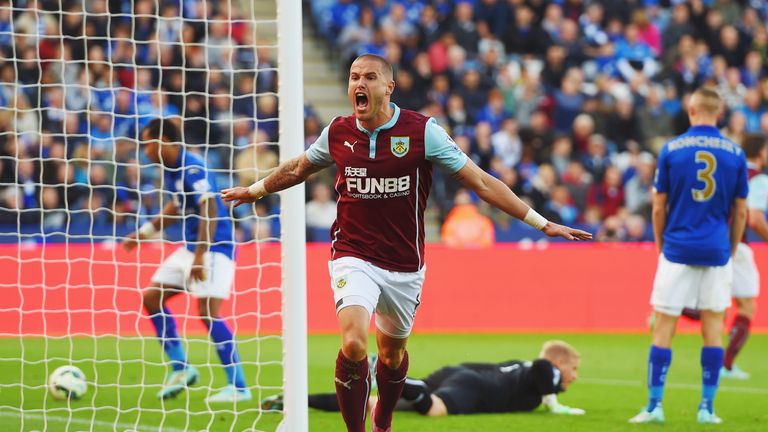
[539,340,580,363]
[690,87,723,116]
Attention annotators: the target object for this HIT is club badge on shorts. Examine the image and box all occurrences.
[336,278,347,289]
[391,136,410,158]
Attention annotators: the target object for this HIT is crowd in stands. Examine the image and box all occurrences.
[307,0,768,245]
[2,0,768,244]
[0,0,291,242]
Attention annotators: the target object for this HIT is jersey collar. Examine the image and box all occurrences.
[687,125,720,135]
[355,103,400,136]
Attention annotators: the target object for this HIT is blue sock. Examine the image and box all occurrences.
[149,307,187,372]
[700,346,724,413]
[208,319,247,389]
[647,345,672,412]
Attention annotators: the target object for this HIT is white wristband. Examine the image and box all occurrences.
[247,179,268,200]
[139,222,157,239]
[523,208,548,230]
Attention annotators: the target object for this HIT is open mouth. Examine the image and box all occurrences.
[355,92,369,110]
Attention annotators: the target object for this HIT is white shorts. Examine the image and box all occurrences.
[329,257,425,339]
[733,243,760,298]
[651,254,733,316]
[151,248,235,299]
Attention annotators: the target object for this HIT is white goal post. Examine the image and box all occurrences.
[276,0,309,431]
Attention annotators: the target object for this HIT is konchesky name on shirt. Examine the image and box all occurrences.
[667,136,742,154]
[344,166,411,200]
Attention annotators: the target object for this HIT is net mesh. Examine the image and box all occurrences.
[0,0,287,430]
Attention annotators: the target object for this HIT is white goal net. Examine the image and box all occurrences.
[0,0,306,430]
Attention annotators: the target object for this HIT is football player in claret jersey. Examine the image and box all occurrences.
[222,54,591,432]
[723,134,768,378]
[629,88,748,425]
[123,119,250,402]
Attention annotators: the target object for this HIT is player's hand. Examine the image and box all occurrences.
[189,254,207,282]
[122,232,139,252]
[542,222,593,241]
[221,187,256,208]
[548,403,586,415]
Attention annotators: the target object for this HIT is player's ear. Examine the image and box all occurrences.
[386,80,395,95]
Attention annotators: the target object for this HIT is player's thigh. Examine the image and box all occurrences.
[432,370,486,415]
[374,266,426,339]
[733,243,760,299]
[698,260,733,313]
[151,248,193,290]
[651,254,703,316]
[188,251,235,300]
[329,257,381,318]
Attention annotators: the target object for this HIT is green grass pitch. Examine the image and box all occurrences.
[0,333,766,431]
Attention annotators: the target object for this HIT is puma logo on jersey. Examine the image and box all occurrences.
[344,140,357,152]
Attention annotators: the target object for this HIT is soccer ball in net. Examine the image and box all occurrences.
[48,365,87,401]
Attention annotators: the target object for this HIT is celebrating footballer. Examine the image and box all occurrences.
[222,54,591,432]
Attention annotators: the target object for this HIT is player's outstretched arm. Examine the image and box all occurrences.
[122,201,179,252]
[451,160,592,241]
[221,153,326,207]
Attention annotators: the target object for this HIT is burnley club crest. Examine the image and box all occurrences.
[391,136,410,157]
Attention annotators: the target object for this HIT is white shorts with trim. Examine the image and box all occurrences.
[329,256,425,339]
[650,253,732,316]
[733,243,760,299]
[151,248,235,299]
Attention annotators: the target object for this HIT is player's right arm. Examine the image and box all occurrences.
[122,201,179,252]
[651,192,667,254]
[221,153,326,207]
[222,123,334,206]
[651,145,670,254]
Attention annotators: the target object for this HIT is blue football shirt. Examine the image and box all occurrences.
[163,151,235,258]
[654,125,749,266]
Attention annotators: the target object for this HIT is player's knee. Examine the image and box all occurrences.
[341,335,368,361]
[735,298,756,319]
[377,345,405,369]
[142,288,163,314]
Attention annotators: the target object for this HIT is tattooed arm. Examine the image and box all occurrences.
[221,153,327,207]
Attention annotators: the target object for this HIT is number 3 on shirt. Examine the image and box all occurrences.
[692,150,717,202]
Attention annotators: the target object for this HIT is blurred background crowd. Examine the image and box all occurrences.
[1,0,767,245]
[306,0,768,244]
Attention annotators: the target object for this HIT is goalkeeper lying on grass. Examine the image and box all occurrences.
[263,340,584,416]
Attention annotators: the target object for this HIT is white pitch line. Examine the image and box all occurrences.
[580,377,768,395]
[0,411,189,432]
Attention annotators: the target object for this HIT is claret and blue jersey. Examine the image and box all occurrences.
[654,125,749,266]
[163,151,235,258]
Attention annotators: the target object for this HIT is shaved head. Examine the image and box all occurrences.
[352,54,394,81]
[690,87,723,116]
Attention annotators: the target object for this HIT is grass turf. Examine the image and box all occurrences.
[0,333,766,431]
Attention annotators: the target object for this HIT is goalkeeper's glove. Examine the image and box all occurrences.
[542,394,586,415]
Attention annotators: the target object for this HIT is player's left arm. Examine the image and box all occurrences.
[191,195,217,282]
[185,166,218,282]
[452,160,592,241]
[730,198,747,256]
[730,156,750,255]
